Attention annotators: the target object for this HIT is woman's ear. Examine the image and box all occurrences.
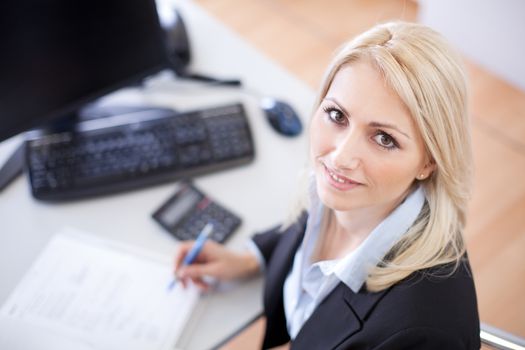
[416,160,436,181]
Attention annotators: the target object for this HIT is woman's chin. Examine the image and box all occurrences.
[317,187,353,212]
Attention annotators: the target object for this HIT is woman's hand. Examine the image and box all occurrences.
[174,240,260,291]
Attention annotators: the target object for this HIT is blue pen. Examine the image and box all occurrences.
[168,222,214,291]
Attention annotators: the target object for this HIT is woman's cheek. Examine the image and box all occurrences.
[310,113,329,156]
[309,114,319,159]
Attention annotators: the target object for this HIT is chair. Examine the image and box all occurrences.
[481,322,525,350]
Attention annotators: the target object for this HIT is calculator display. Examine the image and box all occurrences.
[159,188,201,226]
[152,181,242,243]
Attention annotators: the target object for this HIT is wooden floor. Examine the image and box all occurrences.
[193,0,525,347]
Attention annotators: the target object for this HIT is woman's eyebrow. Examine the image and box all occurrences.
[324,97,351,117]
[369,121,411,139]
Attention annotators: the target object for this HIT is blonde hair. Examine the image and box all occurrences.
[307,22,473,291]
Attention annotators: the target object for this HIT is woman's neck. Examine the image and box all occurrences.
[313,199,402,262]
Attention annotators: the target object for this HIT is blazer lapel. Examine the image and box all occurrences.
[291,283,390,350]
[343,284,391,321]
[262,214,308,349]
[265,213,308,301]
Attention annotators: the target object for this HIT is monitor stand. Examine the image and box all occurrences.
[78,103,176,121]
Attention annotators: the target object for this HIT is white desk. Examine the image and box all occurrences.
[0,1,315,349]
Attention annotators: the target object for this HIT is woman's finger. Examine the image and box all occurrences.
[189,276,211,292]
[173,241,196,271]
[179,261,219,279]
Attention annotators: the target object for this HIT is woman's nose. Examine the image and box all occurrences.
[331,131,362,170]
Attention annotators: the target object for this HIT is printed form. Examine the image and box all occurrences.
[0,228,198,350]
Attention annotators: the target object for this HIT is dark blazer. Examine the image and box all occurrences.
[252,214,480,350]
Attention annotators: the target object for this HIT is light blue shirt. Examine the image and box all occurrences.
[283,183,426,339]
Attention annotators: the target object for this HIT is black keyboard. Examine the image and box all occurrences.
[25,103,254,200]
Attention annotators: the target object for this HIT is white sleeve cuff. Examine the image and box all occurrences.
[245,239,266,273]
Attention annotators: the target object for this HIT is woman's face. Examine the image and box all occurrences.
[310,60,433,214]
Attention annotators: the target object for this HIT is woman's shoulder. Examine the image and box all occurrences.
[367,257,480,343]
[355,258,480,348]
[396,257,476,294]
[386,257,478,307]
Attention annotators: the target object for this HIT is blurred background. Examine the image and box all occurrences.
[190,0,525,347]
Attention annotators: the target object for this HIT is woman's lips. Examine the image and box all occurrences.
[321,162,363,190]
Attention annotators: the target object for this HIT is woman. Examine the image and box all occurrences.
[175,21,480,349]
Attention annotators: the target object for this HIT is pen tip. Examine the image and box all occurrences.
[167,279,177,291]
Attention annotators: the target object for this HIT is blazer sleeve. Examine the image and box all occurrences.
[251,225,283,266]
[251,211,308,267]
[371,327,468,350]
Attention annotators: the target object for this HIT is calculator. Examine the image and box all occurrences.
[152,181,242,243]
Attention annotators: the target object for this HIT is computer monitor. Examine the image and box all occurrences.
[0,0,171,143]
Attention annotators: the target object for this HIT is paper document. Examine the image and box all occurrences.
[0,228,198,350]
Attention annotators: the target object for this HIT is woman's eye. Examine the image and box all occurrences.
[324,107,346,125]
[373,132,398,149]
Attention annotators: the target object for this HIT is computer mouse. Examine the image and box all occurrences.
[260,98,303,137]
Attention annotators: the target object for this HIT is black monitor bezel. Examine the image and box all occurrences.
[0,1,176,142]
